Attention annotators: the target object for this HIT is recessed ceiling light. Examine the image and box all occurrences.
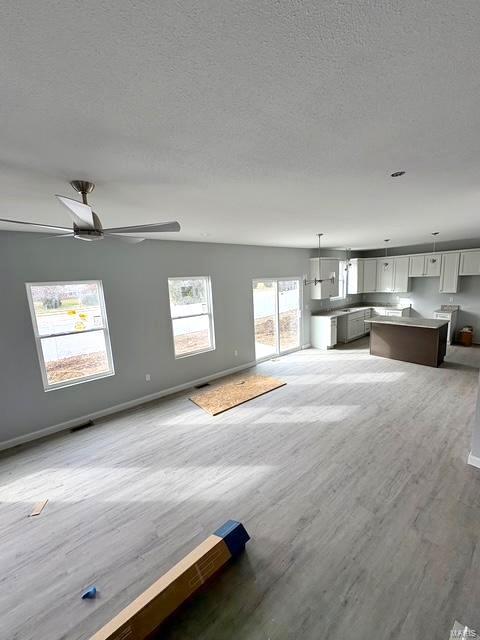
[390,170,406,177]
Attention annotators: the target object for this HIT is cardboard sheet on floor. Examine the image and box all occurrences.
[189,374,286,415]
[29,499,48,517]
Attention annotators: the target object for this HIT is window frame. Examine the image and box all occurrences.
[167,276,216,359]
[25,280,115,392]
[330,260,347,301]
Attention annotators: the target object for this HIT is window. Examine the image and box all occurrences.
[26,281,114,391]
[168,277,215,358]
[331,260,347,300]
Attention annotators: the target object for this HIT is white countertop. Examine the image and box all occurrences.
[364,316,449,329]
[311,305,410,319]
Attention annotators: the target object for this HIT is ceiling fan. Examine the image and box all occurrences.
[0,180,181,243]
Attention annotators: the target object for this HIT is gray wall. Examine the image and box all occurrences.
[0,232,310,443]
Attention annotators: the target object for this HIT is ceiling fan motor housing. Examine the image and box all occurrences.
[74,211,104,241]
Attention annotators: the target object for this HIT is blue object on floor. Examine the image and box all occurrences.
[214,520,250,557]
[82,586,97,599]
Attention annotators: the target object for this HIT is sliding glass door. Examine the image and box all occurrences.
[253,280,278,360]
[279,279,301,352]
[252,278,302,360]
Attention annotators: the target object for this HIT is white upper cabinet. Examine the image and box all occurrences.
[376,258,394,292]
[424,254,441,276]
[309,248,474,299]
[363,259,377,293]
[374,256,410,292]
[408,254,440,277]
[322,258,340,298]
[460,251,480,275]
[408,254,425,277]
[347,258,364,294]
[393,256,410,292]
[439,252,460,293]
[309,258,339,299]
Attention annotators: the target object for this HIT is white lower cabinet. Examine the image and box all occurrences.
[433,310,458,345]
[312,306,410,348]
[337,309,371,343]
[311,316,337,349]
[384,308,410,317]
[373,307,410,317]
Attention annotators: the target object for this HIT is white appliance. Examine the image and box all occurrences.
[432,305,459,345]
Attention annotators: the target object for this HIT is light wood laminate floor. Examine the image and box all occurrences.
[1,340,480,640]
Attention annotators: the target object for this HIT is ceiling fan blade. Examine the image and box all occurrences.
[55,195,95,229]
[0,217,72,233]
[42,233,75,239]
[103,233,145,244]
[103,221,181,234]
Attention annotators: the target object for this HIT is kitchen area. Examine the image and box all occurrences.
[309,245,480,365]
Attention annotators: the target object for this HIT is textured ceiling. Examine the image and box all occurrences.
[1,1,480,249]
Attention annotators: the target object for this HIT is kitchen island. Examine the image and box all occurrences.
[364,316,449,367]
[310,304,411,349]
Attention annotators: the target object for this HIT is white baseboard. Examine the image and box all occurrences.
[0,360,257,452]
[467,452,480,469]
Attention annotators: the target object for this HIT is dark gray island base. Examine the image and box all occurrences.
[364,316,449,367]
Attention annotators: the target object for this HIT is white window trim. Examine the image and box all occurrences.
[25,280,115,391]
[330,260,347,301]
[168,276,216,359]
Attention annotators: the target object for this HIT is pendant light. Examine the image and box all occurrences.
[429,232,439,264]
[304,233,336,287]
[344,247,352,272]
[383,239,390,270]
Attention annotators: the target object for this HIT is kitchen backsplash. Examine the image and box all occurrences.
[309,293,363,314]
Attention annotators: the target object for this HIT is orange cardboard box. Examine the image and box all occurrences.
[89,521,250,640]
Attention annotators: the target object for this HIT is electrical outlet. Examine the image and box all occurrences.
[449,297,454,303]
[234,349,238,357]
[145,374,151,382]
